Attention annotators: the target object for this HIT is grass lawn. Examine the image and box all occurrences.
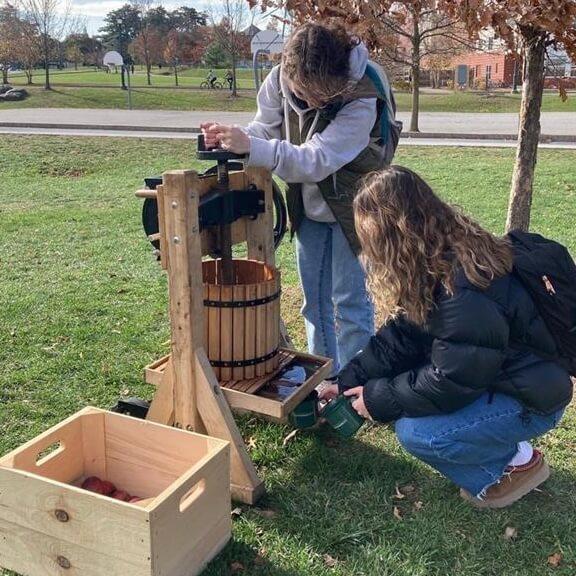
[7,66,261,89]
[1,82,575,114]
[1,136,576,576]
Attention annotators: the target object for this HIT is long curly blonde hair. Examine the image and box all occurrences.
[354,166,513,326]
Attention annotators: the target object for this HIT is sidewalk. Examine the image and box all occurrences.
[1,109,575,141]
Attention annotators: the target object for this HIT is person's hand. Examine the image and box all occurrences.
[343,386,371,420]
[200,122,221,149]
[213,124,251,155]
[317,383,339,402]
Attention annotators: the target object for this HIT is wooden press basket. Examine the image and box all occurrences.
[203,259,281,382]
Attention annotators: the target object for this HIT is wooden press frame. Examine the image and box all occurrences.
[140,167,331,505]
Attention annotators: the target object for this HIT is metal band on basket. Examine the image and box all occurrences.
[203,290,281,308]
[210,348,280,368]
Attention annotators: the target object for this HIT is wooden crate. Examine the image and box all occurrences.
[145,349,333,421]
[0,407,231,576]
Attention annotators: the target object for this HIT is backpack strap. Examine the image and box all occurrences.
[364,62,393,144]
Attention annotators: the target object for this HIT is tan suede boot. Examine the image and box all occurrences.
[460,450,550,509]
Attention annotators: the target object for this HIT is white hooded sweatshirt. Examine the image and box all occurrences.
[244,42,377,223]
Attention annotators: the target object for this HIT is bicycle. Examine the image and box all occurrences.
[200,79,224,90]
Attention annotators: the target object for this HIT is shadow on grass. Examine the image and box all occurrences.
[206,418,576,575]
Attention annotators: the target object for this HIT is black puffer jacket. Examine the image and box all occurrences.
[338,271,573,423]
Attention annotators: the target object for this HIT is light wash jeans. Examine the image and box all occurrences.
[295,217,375,375]
[395,392,565,497]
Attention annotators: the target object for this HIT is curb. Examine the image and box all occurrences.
[0,122,575,143]
[402,131,576,143]
[0,122,201,133]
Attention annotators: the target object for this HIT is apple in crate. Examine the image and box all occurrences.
[111,490,131,501]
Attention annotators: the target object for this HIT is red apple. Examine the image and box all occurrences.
[100,480,116,496]
[111,490,131,502]
[81,477,105,494]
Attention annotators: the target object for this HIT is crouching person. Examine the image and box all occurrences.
[320,166,572,509]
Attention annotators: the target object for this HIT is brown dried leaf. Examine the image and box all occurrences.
[283,429,299,447]
[254,508,277,519]
[547,552,562,568]
[323,554,338,568]
[231,507,243,518]
[503,526,518,541]
[393,506,403,520]
[413,501,424,511]
[247,437,257,449]
[230,561,245,574]
[401,483,415,494]
[393,485,406,500]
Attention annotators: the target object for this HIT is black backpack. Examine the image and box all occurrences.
[507,230,576,376]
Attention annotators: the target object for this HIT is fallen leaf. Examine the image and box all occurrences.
[10,329,15,337]
[253,554,266,566]
[323,554,338,567]
[547,552,562,568]
[503,526,518,541]
[247,437,257,449]
[413,501,424,511]
[230,561,245,573]
[283,429,299,447]
[393,506,403,520]
[401,484,415,494]
[393,485,406,500]
[231,507,243,518]
[254,508,277,519]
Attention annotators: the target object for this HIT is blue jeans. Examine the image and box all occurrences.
[395,393,565,497]
[295,217,374,375]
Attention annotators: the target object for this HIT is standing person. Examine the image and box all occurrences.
[201,23,401,374]
[320,166,573,508]
[225,69,234,91]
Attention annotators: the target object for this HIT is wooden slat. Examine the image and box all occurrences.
[146,359,175,425]
[243,282,257,380]
[245,167,275,267]
[0,517,151,576]
[232,283,246,381]
[219,284,233,381]
[255,280,267,378]
[208,283,221,381]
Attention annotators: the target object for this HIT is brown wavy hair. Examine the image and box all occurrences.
[282,22,359,108]
[354,166,513,326]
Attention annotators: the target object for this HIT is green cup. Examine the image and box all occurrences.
[290,391,319,429]
[322,395,365,438]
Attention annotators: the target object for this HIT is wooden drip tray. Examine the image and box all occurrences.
[145,349,332,421]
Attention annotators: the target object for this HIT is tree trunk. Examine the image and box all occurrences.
[410,63,421,132]
[44,38,51,90]
[506,29,547,232]
[231,50,237,97]
[26,70,33,85]
[174,66,179,87]
[146,62,151,85]
[410,17,421,133]
[2,68,8,84]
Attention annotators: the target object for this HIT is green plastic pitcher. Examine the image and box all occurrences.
[322,395,365,438]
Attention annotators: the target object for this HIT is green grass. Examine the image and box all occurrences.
[2,81,575,113]
[0,86,258,111]
[7,66,261,89]
[1,137,576,576]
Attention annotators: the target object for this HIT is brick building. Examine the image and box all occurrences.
[453,51,519,88]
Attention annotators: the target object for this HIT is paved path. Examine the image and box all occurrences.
[1,109,576,139]
[2,126,575,150]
